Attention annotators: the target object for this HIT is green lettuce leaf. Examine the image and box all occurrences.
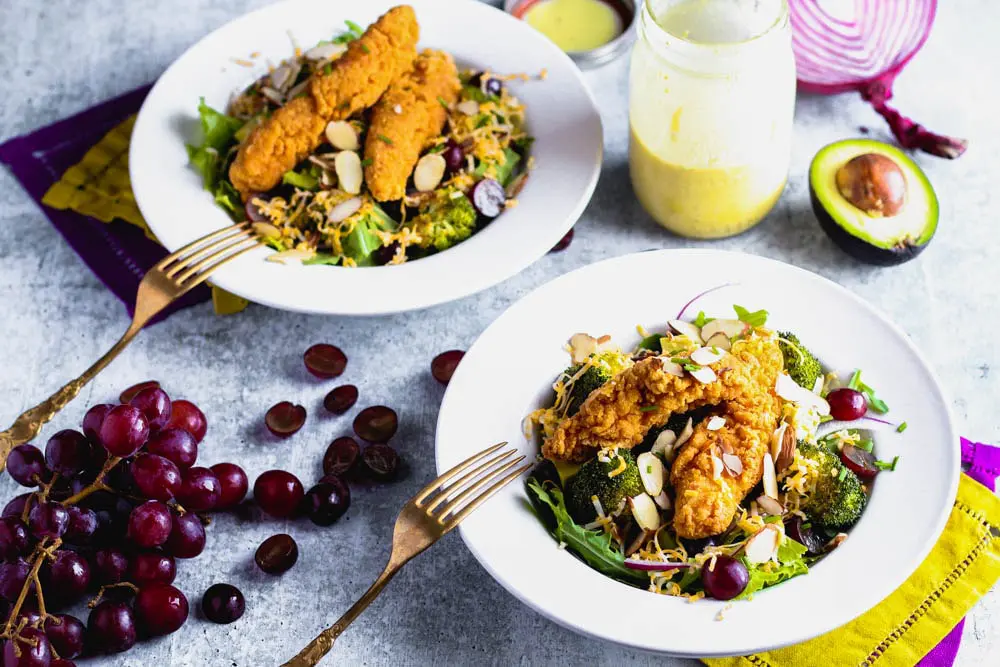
[734,304,768,327]
[213,180,243,221]
[736,536,809,600]
[281,168,320,191]
[195,98,243,151]
[303,253,343,266]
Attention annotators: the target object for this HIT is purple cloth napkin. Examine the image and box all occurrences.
[0,85,210,324]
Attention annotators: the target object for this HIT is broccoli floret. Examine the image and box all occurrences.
[797,442,867,529]
[564,450,643,524]
[779,332,823,391]
[562,351,631,416]
[407,188,477,252]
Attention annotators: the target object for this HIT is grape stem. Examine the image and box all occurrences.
[62,456,122,505]
[0,538,61,640]
[87,581,139,609]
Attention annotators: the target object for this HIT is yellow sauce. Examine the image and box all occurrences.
[524,0,623,52]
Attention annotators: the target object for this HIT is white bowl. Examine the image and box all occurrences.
[435,249,958,657]
[130,0,602,315]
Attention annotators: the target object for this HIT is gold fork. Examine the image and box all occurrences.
[283,442,532,666]
[0,222,260,468]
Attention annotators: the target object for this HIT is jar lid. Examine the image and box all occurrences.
[504,0,638,69]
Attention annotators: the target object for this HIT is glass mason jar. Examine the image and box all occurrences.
[629,0,796,239]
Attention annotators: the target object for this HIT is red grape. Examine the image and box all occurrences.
[7,444,48,487]
[45,550,90,602]
[253,470,304,518]
[146,428,198,469]
[165,512,206,559]
[44,614,85,660]
[304,343,348,379]
[136,584,189,636]
[840,444,879,480]
[92,548,129,585]
[431,350,464,385]
[131,454,182,501]
[255,534,298,575]
[549,228,574,253]
[827,388,868,421]
[701,554,749,600]
[176,467,221,511]
[471,178,505,218]
[210,463,249,509]
[323,385,359,415]
[105,458,137,494]
[164,400,207,444]
[784,516,825,555]
[28,501,69,539]
[119,380,160,404]
[0,517,31,560]
[353,406,398,443]
[64,506,98,545]
[127,501,173,548]
[128,552,176,585]
[362,444,400,482]
[98,405,149,456]
[323,437,361,478]
[303,479,350,526]
[81,404,113,442]
[264,402,307,438]
[201,583,245,624]
[3,627,51,667]
[129,386,172,432]
[0,558,30,600]
[87,600,137,654]
[442,139,464,174]
[2,494,31,519]
[44,430,92,477]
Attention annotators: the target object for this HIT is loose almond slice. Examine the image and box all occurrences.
[711,454,724,480]
[706,416,726,431]
[456,99,479,115]
[650,429,677,459]
[265,248,313,264]
[743,524,782,564]
[689,366,717,384]
[251,222,281,238]
[334,151,363,194]
[756,495,784,516]
[305,43,346,61]
[668,320,704,344]
[770,423,788,464]
[700,318,746,341]
[775,374,831,415]
[629,494,661,532]
[327,197,362,223]
[413,153,447,192]
[325,121,359,151]
[569,333,599,364]
[653,490,672,510]
[675,418,695,448]
[722,453,743,476]
[762,452,779,499]
[704,332,732,351]
[637,452,665,496]
[690,346,726,366]
[658,358,685,377]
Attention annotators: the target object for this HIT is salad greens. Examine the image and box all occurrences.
[736,538,809,600]
[186,98,244,219]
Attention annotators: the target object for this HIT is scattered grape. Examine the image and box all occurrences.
[302,479,350,526]
[43,614,86,660]
[165,512,206,559]
[164,400,208,444]
[136,583,189,636]
[353,406,398,443]
[362,444,400,482]
[128,552,177,586]
[255,534,298,575]
[253,470,304,518]
[145,428,198,469]
[127,501,173,548]
[210,463,248,509]
[827,388,868,421]
[176,467,221,511]
[303,343,348,379]
[129,386,172,432]
[201,583,245,624]
[840,444,879,480]
[323,385,359,415]
[87,600,137,654]
[471,178,505,218]
[44,430,92,477]
[98,405,149,456]
[264,402,307,438]
[549,228,574,253]
[431,350,464,385]
[323,437,361,478]
[6,445,48,487]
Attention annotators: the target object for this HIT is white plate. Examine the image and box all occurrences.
[436,249,958,657]
[130,0,602,315]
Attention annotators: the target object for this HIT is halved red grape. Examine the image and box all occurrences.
[471,178,505,218]
[82,404,113,442]
[165,400,207,444]
[323,437,361,478]
[166,511,206,559]
[353,406,398,443]
[176,467,221,511]
[244,194,269,222]
[840,444,879,480]
[701,554,749,600]
[210,463,249,508]
[129,387,172,432]
[265,402,307,438]
[7,444,48,487]
[784,515,824,554]
[323,385,358,415]
[302,478,351,526]
[132,454,182,501]
[98,405,149,456]
[45,430,92,477]
[119,381,160,404]
[146,428,198,469]
[253,470,304,518]
[431,350,464,385]
[362,444,400,482]
[549,228,574,253]
[128,551,176,585]
[202,583,244,624]
[303,344,347,379]
[135,583,188,636]
[255,534,298,574]
[827,388,868,421]
[87,600,137,654]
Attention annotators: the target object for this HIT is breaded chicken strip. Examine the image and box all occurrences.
[542,335,783,463]
[363,49,460,202]
[229,5,419,197]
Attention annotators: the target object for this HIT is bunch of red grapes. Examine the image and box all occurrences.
[0,382,245,665]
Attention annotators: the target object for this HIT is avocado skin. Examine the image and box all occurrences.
[810,184,932,267]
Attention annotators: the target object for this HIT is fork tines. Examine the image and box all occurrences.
[156,222,259,285]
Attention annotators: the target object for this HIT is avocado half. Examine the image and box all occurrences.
[809,139,939,266]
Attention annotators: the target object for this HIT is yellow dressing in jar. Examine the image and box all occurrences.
[628,0,796,238]
[524,0,624,52]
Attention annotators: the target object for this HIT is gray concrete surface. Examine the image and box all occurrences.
[0,0,997,664]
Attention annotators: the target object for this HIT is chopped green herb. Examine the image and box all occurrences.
[838,467,848,482]
[437,95,450,109]
[860,382,889,414]
[896,421,908,433]
[733,305,768,327]
[874,456,899,471]
[847,370,863,390]
[323,62,333,76]
[639,406,659,413]
[345,19,364,36]
[858,439,875,453]
[376,134,393,145]
[360,43,370,54]
[360,157,373,167]
[646,465,653,474]
[670,357,703,373]
[801,522,812,530]
[692,311,714,328]
[819,414,834,423]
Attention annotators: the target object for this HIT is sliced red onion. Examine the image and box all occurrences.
[862,415,896,427]
[675,283,738,320]
[623,557,689,572]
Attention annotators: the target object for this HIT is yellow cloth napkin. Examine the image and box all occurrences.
[41,115,250,315]
[704,475,1000,667]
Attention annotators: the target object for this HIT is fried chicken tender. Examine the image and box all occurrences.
[228,5,419,197]
[364,49,461,201]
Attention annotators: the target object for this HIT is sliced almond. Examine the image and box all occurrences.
[265,248,313,264]
[413,153,447,192]
[260,86,285,106]
[722,453,743,476]
[775,374,831,416]
[700,318,746,341]
[706,416,726,431]
[823,533,848,553]
[711,454,724,481]
[251,221,281,238]
[325,121,359,151]
[334,150,363,194]
[690,346,726,366]
[770,423,788,466]
[456,99,479,115]
[658,358,685,377]
[689,366,717,384]
[777,424,796,472]
[269,65,294,91]
[305,43,346,61]
[756,495,784,516]
[327,197,362,223]
[668,320,704,344]
[650,429,677,459]
[762,452,779,499]
[675,418,695,448]
[743,525,782,564]
[625,529,655,557]
[653,490,672,510]
[629,494,661,532]
[704,332,732,351]
[636,452,665,496]
[569,333,599,364]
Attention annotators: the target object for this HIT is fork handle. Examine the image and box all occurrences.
[0,322,142,470]
[282,563,401,666]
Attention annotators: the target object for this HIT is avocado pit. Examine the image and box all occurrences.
[835,153,907,217]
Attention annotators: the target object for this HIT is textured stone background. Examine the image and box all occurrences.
[0,0,996,664]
